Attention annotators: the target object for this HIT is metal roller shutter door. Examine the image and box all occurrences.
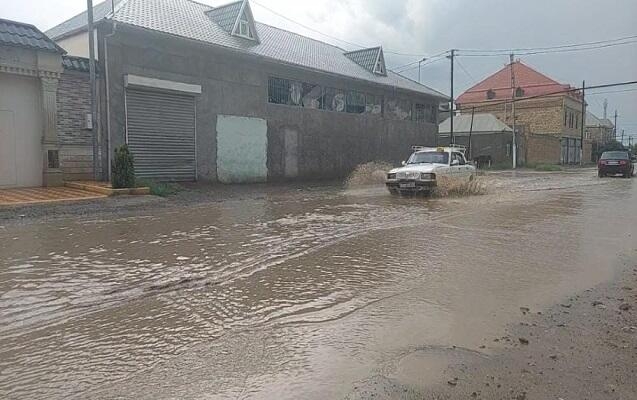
[126,89,196,181]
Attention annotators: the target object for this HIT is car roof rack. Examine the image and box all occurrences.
[411,145,468,153]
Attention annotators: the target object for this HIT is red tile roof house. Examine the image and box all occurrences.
[456,60,591,166]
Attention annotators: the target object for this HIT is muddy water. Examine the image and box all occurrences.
[1,171,635,399]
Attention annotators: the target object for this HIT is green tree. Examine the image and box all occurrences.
[111,145,136,189]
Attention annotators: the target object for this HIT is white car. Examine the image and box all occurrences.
[386,146,477,195]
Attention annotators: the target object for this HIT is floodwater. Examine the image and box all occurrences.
[1,171,636,399]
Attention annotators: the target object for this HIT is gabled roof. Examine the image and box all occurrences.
[0,18,65,53]
[207,1,243,33]
[457,61,580,105]
[45,0,120,40]
[45,0,445,98]
[344,47,387,76]
[439,113,512,134]
[586,112,614,128]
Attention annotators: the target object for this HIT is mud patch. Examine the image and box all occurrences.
[346,162,393,187]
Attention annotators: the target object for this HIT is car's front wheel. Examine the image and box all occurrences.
[598,171,605,178]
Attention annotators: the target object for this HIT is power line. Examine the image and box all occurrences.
[391,50,451,71]
[461,80,637,110]
[587,88,637,96]
[458,33,637,53]
[393,56,447,73]
[251,0,431,57]
[455,58,476,84]
[457,40,637,57]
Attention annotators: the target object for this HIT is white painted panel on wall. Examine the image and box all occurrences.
[216,115,268,183]
[0,110,17,187]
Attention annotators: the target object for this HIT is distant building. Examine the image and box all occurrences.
[456,60,591,165]
[439,113,514,167]
[585,111,614,143]
[46,0,446,183]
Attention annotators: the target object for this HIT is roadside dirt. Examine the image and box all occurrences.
[347,261,637,399]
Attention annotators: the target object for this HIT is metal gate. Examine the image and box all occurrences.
[125,89,196,181]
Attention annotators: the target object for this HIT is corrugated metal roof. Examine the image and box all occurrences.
[344,47,381,73]
[105,0,444,98]
[0,18,64,53]
[206,1,243,33]
[586,112,614,128]
[45,0,119,40]
[439,113,512,134]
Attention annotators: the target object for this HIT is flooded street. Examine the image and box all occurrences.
[1,170,636,399]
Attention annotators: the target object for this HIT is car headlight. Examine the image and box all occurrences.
[420,173,435,180]
[387,173,397,180]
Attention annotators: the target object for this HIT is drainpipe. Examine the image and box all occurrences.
[103,21,118,181]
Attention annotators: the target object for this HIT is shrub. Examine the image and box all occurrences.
[111,145,135,189]
[136,179,182,197]
[534,164,562,172]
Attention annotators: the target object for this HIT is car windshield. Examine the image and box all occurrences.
[407,152,449,165]
[600,151,629,160]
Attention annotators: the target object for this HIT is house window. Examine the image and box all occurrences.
[346,91,366,114]
[487,89,496,100]
[268,77,302,106]
[564,110,568,126]
[386,98,412,120]
[301,83,323,109]
[323,87,346,112]
[365,94,383,114]
[237,12,253,39]
[515,87,524,98]
[415,103,436,123]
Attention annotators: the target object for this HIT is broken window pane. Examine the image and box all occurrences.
[346,91,366,114]
[323,87,346,112]
[386,98,412,120]
[302,83,323,109]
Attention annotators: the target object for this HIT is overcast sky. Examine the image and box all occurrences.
[4,0,637,141]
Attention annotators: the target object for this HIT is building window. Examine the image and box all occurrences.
[346,91,366,114]
[237,12,253,39]
[301,82,323,109]
[386,98,412,120]
[564,110,568,126]
[414,103,436,123]
[323,87,346,112]
[365,94,383,114]
[515,87,524,98]
[487,89,496,100]
[268,77,294,105]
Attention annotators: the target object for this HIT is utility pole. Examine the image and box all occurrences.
[87,0,98,180]
[509,54,517,169]
[580,80,585,166]
[614,110,618,141]
[621,129,625,146]
[468,107,475,161]
[448,49,455,145]
[418,57,427,84]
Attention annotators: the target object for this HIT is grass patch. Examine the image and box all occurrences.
[136,179,182,197]
[533,164,562,172]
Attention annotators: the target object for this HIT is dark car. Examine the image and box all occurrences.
[598,151,634,178]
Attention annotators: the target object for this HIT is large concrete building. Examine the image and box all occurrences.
[47,0,446,183]
[456,61,591,166]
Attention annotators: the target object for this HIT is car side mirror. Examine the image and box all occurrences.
[451,160,460,166]
[401,161,406,166]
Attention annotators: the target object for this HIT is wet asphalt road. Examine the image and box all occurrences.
[0,170,635,399]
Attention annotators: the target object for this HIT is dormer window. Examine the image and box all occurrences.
[237,11,253,39]
[207,0,260,43]
[344,47,387,77]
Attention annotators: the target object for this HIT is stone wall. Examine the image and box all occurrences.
[56,69,94,180]
[526,134,561,164]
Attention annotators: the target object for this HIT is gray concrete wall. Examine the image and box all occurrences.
[98,22,439,182]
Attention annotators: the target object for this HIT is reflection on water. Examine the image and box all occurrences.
[0,173,635,399]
